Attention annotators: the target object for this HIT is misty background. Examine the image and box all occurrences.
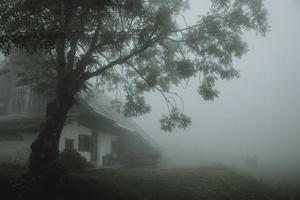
[0,0,298,185]
[134,0,300,181]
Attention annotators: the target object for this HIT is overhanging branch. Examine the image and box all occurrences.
[85,38,160,80]
[126,62,184,115]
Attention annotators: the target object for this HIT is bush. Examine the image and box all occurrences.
[59,149,90,170]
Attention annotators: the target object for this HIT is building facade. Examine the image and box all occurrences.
[0,71,160,167]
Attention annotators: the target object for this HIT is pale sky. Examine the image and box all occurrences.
[135,0,300,171]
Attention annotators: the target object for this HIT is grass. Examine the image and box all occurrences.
[0,164,299,200]
[71,165,277,200]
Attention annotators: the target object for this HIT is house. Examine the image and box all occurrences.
[0,68,160,167]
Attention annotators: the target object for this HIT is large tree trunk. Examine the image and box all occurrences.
[29,91,74,184]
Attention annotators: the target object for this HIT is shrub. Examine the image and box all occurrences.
[59,149,90,170]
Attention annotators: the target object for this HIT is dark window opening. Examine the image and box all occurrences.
[78,135,91,152]
[65,138,74,150]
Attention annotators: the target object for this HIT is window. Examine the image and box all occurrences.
[65,139,74,150]
[7,85,46,116]
[78,135,91,152]
[9,86,31,114]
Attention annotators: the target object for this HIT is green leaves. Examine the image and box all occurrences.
[211,0,231,10]
[198,76,220,101]
[121,0,144,16]
[175,60,196,79]
[123,94,151,117]
[160,108,192,132]
[154,7,174,36]
[0,0,269,132]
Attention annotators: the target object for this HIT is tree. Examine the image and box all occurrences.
[0,0,268,181]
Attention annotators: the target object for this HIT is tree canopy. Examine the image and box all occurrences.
[0,0,269,132]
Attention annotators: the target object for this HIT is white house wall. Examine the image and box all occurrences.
[60,125,119,166]
[0,121,120,166]
[59,121,92,162]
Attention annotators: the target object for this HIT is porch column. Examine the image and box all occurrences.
[90,129,99,165]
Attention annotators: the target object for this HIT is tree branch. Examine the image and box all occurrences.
[85,38,160,80]
[55,36,67,70]
[75,22,101,71]
[171,23,202,33]
[55,2,67,71]
[126,62,184,115]
[67,34,79,69]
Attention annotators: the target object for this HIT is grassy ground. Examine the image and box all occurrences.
[0,164,299,200]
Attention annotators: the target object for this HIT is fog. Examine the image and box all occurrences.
[136,0,300,183]
[1,1,300,200]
